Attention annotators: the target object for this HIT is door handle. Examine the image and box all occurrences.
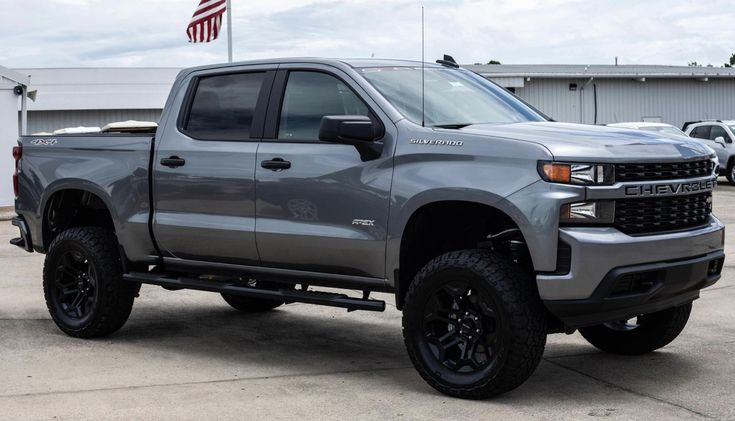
[261,157,291,171]
[160,156,186,168]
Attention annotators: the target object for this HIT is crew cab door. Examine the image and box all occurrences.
[153,66,275,265]
[254,66,394,278]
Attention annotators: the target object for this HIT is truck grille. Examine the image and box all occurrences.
[615,160,712,182]
[615,192,712,235]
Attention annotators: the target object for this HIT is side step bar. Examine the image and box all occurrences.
[123,272,386,312]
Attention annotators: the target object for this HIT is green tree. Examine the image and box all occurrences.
[727,53,735,67]
[487,60,501,65]
[688,61,701,67]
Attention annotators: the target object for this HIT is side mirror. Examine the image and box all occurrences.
[319,115,385,160]
[714,136,727,146]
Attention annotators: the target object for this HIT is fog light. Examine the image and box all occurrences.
[708,258,724,276]
[560,201,614,224]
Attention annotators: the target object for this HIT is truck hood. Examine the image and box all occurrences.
[460,122,713,162]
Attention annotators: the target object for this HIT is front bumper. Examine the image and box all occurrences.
[538,216,725,327]
[544,250,724,328]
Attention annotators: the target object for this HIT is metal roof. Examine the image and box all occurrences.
[464,64,735,79]
[13,67,180,111]
[0,65,30,86]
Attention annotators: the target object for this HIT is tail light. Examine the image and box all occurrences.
[12,145,21,197]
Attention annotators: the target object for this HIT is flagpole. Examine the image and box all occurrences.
[226,0,233,62]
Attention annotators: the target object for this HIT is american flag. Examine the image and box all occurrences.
[186,0,227,43]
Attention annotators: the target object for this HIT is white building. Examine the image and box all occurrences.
[466,64,735,127]
[16,67,179,134]
[0,67,179,206]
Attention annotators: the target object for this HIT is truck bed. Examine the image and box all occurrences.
[15,133,158,262]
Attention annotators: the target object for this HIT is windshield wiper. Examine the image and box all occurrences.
[432,123,473,129]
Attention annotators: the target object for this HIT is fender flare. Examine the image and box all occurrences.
[39,179,120,246]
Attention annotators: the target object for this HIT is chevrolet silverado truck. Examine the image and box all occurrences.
[11,58,725,399]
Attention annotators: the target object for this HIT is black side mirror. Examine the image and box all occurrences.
[319,115,384,161]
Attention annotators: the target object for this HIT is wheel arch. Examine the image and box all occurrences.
[390,191,534,310]
[40,180,119,251]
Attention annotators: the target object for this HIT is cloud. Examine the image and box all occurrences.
[0,0,734,67]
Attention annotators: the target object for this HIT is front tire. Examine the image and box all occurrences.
[43,227,137,338]
[402,250,546,399]
[579,303,692,355]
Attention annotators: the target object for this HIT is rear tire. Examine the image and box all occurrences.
[579,303,692,355]
[402,249,546,399]
[43,227,137,338]
[221,280,291,313]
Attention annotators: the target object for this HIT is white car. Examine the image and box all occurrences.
[607,122,689,139]
[683,120,735,182]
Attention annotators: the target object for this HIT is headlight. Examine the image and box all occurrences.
[560,201,615,224]
[711,155,720,177]
[538,162,614,185]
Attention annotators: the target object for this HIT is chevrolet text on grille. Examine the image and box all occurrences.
[624,180,716,197]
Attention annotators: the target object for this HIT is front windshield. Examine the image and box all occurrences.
[359,67,545,127]
[729,125,735,134]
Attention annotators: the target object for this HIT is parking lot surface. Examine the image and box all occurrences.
[1,185,734,420]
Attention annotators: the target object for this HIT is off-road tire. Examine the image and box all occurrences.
[43,227,137,338]
[221,281,292,312]
[402,249,547,399]
[579,303,692,355]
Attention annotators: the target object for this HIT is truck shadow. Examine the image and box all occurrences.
[108,302,703,402]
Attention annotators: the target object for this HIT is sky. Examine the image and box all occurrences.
[1,0,734,68]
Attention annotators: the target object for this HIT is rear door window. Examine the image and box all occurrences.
[691,125,711,139]
[185,72,266,140]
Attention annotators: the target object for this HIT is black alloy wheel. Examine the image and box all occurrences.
[421,281,504,375]
[50,249,98,322]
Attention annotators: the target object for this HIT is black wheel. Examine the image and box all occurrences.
[43,227,137,338]
[402,250,546,399]
[221,280,291,312]
[727,161,735,184]
[579,303,692,355]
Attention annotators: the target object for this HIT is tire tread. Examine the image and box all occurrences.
[579,303,692,355]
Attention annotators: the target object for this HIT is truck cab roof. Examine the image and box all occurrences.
[179,58,444,76]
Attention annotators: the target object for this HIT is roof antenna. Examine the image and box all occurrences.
[421,5,425,128]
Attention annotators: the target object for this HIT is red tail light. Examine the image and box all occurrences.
[12,145,21,197]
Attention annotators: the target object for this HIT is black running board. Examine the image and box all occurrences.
[123,272,386,312]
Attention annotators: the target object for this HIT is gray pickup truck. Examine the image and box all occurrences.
[11,58,725,399]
